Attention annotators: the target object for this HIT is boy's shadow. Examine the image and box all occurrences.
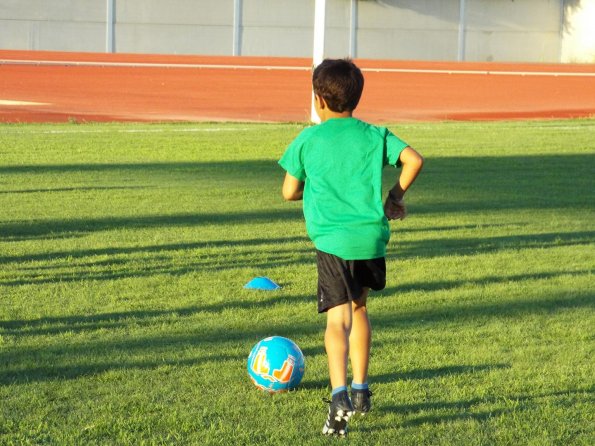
[300,363,509,390]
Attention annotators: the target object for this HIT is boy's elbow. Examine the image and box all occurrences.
[282,190,302,201]
[408,151,424,171]
[281,177,304,201]
[400,147,424,172]
[416,154,424,170]
[282,187,296,201]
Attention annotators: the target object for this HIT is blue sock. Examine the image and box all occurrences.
[331,386,348,397]
[351,381,368,391]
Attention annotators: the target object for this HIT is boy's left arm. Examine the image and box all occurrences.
[282,172,304,201]
[385,146,424,220]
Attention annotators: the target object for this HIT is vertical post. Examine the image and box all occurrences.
[349,0,358,58]
[106,0,115,53]
[559,0,565,63]
[311,0,326,123]
[233,0,242,56]
[458,0,466,61]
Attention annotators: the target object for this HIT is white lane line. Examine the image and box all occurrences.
[0,59,309,71]
[1,125,304,134]
[362,67,595,77]
[0,99,49,106]
[1,59,595,77]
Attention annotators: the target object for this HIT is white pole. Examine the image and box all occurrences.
[349,0,358,58]
[233,0,242,56]
[106,0,115,53]
[458,0,466,61]
[311,0,326,123]
[558,0,565,63]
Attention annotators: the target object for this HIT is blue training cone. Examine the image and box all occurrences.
[244,277,281,291]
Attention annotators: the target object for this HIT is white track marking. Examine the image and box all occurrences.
[1,58,595,77]
[0,99,49,106]
[0,59,308,71]
[3,122,592,135]
[1,125,304,135]
[362,67,595,77]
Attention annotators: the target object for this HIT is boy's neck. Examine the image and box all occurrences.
[319,110,353,122]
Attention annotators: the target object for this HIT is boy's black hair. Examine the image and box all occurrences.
[312,58,364,113]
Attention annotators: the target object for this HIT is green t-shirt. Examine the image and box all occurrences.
[278,117,408,260]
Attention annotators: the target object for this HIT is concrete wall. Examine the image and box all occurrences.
[240,1,312,56]
[464,0,563,62]
[0,0,106,52]
[354,0,462,60]
[115,0,233,55]
[561,0,595,62]
[0,0,591,63]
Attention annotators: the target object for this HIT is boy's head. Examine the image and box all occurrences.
[312,59,364,113]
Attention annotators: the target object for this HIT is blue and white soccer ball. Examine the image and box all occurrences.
[247,336,305,393]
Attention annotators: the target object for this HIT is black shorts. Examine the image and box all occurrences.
[316,250,386,313]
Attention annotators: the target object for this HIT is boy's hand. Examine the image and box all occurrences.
[384,191,407,220]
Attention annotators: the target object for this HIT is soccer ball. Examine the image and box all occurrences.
[247,336,305,393]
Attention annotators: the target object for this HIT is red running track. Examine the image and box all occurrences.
[1,50,594,123]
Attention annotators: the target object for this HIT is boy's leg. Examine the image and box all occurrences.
[325,302,352,389]
[322,302,355,436]
[350,288,374,414]
[349,288,371,385]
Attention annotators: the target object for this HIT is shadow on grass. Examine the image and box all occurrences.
[301,363,510,390]
[388,230,595,259]
[373,364,510,384]
[0,186,149,195]
[356,409,511,434]
[0,160,279,176]
[0,209,304,242]
[0,248,315,287]
[0,235,310,265]
[383,270,593,294]
[399,153,594,213]
[0,292,313,335]
[372,290,594,329]
[0,356,238,387]
[378,388,594,427]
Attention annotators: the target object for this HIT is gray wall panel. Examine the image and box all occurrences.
[115,23,231,55]
[242,27,312,57]
[465,30,561,62]
[358,29,459,60]
[0,0,104,21]
[117,0,232,25]
[35,22,105,52]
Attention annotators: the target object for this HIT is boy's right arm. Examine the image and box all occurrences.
[282,172,305,201]
[384,146,424,220]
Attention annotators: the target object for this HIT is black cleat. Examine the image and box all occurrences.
[351,389,373,415]
[322,391,355,437]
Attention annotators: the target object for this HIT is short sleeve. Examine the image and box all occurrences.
[278,130,309,181]
[384,130,409,167]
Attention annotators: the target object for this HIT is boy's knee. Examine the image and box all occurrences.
[352,302,367,314]
[352,289,369,310]
[326,317,351,334]
[326,304,352,332]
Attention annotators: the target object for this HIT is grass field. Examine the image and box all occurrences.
[0,119,594,445]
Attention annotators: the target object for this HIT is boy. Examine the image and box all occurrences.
[278,59,423,437]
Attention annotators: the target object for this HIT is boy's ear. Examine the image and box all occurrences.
[315,94,326,110]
